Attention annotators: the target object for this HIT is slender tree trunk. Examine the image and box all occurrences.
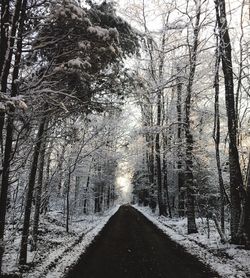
[162,143,171,217]
[213,33,225,233]
[84,169,91,214]
[0,1,10,77]
[107,185,111,209]
[31,121,48,251]
[156,90,167,216]
[57,144,66,194]
[40,141,53,214]
[100,184,104,213]
[0,0,10,155]
[176,70,185,217]
[66,170,71,233]
[215,0,244,243]
[149,133,156,211]
[185,1,201,234]
[74,176,80,212]
[19,117,46,265]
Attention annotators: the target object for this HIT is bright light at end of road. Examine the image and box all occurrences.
[117,175,131,193]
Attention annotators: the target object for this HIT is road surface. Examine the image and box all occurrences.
[66,205,219,278]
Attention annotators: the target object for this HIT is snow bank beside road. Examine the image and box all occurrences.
[2,206,119,278]
[32,206,119,278]
[134,205,250,278]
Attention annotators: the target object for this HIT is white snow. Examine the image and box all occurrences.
[134,205,250,278]
[67,58,91,70]
[2,206,119,277]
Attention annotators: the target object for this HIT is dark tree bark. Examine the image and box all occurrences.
[156,90,167,216]
[162,141,171,217]
[184,2,201,234]
[0,0,27,146]
[74,176,80,212]
[66,170,71,233]
[215,0,244,243]
[31,121,48,250]
[176,69,185,217]
[107,185,111,209]
[0,111,14,273]
[149,133,156,211]
[213,31,230,233]
[40,141,53,214]
[0,0,10,153]
[19,117,46,265]
[0,0,10,76]
[0,0,27,271]
[57,144,66,193]
[213,32,224,232]
[155,25,167,216]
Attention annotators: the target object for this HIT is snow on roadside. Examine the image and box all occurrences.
[8,206,119,278]
[29,205,118,278]
[134,205,250,278]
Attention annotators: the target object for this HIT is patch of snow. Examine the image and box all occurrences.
[68,58,91,70]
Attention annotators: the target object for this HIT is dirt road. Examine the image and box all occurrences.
[66,205,219,278]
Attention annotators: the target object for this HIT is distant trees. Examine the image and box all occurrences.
[128,0,204,227]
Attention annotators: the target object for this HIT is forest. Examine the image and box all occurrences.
[0,0,250,277]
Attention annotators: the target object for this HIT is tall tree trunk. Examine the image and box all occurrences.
[185,1,201,234]
[176,69,185,217]
[57,144,66,194]
[40,141,53,214]
[107,185,111,209]
[215,0,244,243]
[0,1,26,269]
[31,121,48,251]
[0,0,27,147]
[156,90,167,216]
[162,141,171,217]
[149,133,156,211]
[0,0,10,155]
[66,170,71,233]
[0,0,10,77]
[213,32,229,233]
[213,32,224,232]
[0,112,14,274]
[84,166,91,214]
[19,117,46,265]
[74,176,80,213]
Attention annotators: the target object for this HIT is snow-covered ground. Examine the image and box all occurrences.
[134,205,250,278]
[2,206,119,277]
